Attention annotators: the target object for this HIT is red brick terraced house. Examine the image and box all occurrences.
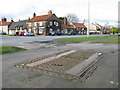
[61,17,87,35]
[72,23,87,35]
[92,23,105,34]
[27,10,61,35]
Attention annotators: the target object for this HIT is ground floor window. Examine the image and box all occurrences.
[57,29,60,32]
[49,29,53,33]
[39,29,43,34]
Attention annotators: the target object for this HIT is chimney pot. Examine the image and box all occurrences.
[11,18,14,22]
[28,17,30,20]
[2,18,7,22]
[48,10,52,14]
[33,13,36,17]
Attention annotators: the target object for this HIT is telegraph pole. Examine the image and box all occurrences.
[87,0,90,37]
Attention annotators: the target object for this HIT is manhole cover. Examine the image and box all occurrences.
[15,50,103,81]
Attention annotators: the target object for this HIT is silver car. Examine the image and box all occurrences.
[24,32,35,36]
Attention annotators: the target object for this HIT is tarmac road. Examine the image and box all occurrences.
[0,34,108,46]
[2,40,119,88]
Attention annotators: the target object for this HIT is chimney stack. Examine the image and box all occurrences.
[2,18,7,22]
[64,17,67,25]
[33,12,36,17]
[28,17,30,20]
[48,10,52,15]
[11,18,14,22]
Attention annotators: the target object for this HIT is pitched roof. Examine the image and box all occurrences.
[96,23,103,28]
[61,24,75,29]
[28,14,53,22]
[0,21,11,26]
[92,23,103,28]
[73,23,87,28]
[9,20,28,30]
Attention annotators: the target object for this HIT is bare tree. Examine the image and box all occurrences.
[66,13,80,24]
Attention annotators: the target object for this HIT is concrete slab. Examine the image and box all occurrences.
[66,53,102,75]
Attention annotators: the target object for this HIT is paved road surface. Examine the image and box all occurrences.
[2,41,118,88]
[0,34,108,46]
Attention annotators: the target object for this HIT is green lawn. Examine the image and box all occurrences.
[92,37,120,43]
[0,46,26,54]
[54,35,118,43]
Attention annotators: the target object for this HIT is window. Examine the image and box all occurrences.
[54,22,56,25]
[54,21,59,26]
[50,29,53,33]
[29,23,31,26]
[34,23,37,26]
[39,22,42,26]
[57,29,60,31]
[56,22,59,26]
[50,22,52,26]
[20,27,22,30]
[36,23,39,26]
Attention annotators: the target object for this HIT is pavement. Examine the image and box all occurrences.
[1,37,119,88]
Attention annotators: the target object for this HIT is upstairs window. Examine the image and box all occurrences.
[39,22,43,26]
[36,23,39,26]
[50,22,53,26]
[56,22,59,26]
[29,23,31,26]
[54,21,59,26]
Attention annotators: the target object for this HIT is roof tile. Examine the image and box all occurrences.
[73,23,86,28]
[0,21,11,26]
[61,24,75,29]
[28,14,53,22]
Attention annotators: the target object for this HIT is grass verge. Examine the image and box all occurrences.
[92,36,120,43]
[0,46,27,54]
[6,34,15,36]
[54,35,118,43]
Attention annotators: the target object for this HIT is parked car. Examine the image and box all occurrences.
[118,33,120,36]
[0,32,6,35]
[18,32,24,36]
[51,31,63,36]
[14,32,19,36]
[24,32,35,36]
[68,31,77,35]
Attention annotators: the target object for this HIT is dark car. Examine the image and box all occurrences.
[51,31,63,36]
[0,32,6,35]
[68,31,77,35]
[14,32,19,36]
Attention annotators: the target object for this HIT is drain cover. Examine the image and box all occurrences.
[15,50,103,81]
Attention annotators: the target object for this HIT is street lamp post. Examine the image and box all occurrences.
[1,21,3,32]
[87,0,90,37]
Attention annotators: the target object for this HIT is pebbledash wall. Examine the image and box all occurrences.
[0,18,11,34]
[0,25,9,34]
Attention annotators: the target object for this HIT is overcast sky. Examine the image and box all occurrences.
[0,0,119,26]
